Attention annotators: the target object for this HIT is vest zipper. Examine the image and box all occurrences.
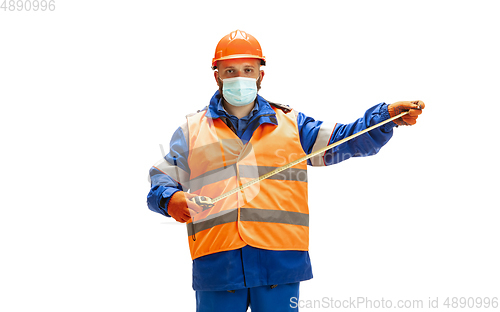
[236,150,247,288]
[191,218,196,241]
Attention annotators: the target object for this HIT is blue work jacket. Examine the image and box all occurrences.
[147,91,396,291]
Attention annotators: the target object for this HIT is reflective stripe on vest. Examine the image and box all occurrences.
[187,208,309,236]
[185,107,309,260]
[189,164,307,192]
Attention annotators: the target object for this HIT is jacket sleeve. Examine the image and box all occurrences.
[297,103,395,166]
[147,126,190,217]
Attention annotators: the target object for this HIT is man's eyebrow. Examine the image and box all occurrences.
[221,64,257,70]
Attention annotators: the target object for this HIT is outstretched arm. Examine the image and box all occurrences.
[298,101,425,166]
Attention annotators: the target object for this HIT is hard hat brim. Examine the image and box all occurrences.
[212,54,266,70]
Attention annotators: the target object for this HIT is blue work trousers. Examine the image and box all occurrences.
[196,283,300,312]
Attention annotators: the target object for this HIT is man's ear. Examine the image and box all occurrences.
[260,70,265,82]
[214,71,219,84]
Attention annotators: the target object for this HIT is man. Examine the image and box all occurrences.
[147,30,425,312]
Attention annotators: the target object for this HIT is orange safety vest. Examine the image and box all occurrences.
[186,107,309,260]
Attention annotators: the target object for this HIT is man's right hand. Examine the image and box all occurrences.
[167,191,203,223]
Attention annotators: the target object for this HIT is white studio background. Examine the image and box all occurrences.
[1,1,499,311]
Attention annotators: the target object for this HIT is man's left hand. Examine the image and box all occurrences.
[388,100,425,126]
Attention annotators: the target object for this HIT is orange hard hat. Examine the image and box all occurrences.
[212,30,266,70]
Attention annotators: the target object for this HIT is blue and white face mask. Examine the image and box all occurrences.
[222,77,258,106]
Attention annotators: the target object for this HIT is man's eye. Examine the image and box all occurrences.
[226,69,234,74]
[245,69,253,73]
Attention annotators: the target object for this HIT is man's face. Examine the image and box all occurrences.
[214,58,264,92]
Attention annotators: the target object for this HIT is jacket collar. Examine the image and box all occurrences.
[205,91,277,126]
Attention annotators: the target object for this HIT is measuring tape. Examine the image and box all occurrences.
[192,111,410,209]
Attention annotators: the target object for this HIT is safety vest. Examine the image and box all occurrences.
[186,107,309,260]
